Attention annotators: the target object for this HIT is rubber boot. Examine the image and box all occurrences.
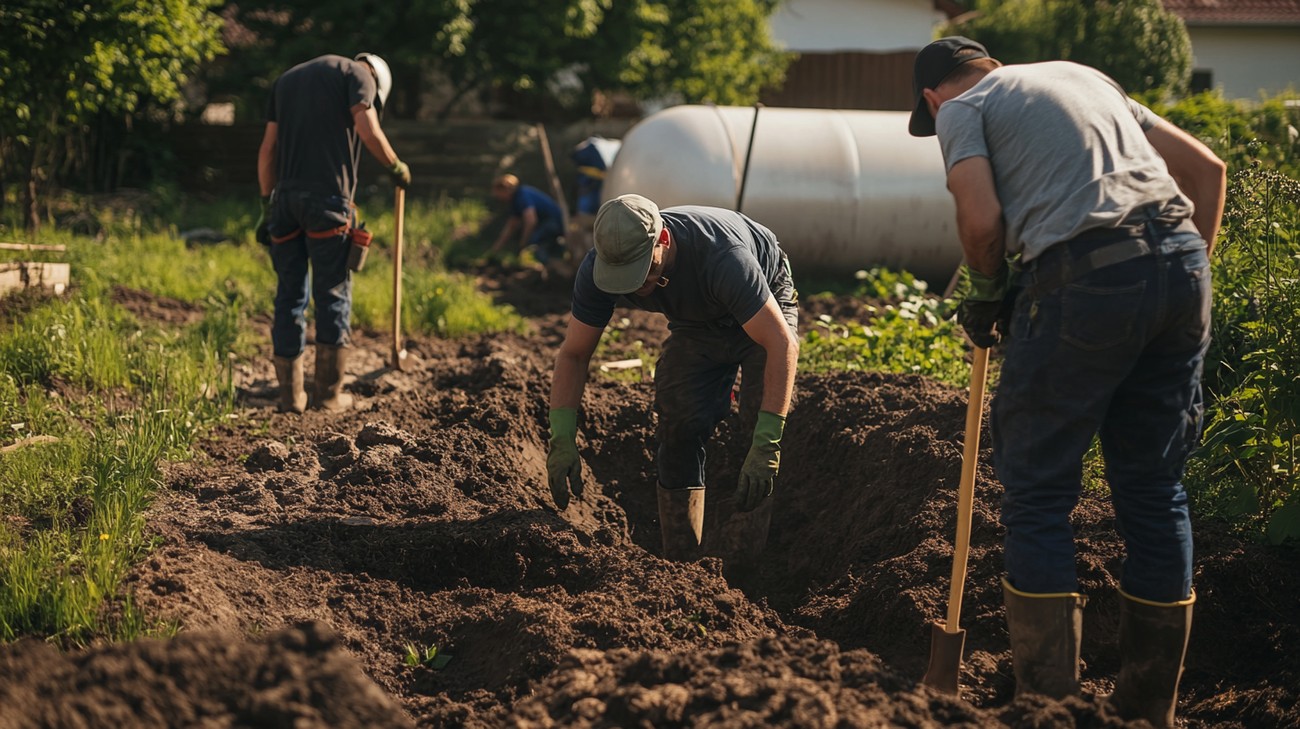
[1109,589,1195,728]
[313,344,354,412]
[1002,576,1087,699]
[705,490,774,587]
[272,355,307,414]
[657,486,705,562]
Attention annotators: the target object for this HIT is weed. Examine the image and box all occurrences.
[402,642,453,669]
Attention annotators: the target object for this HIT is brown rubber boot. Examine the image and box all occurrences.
[272,355,307,414]
[1109,589,1195,728]
[704,489,774,587]
[657,485,705,562]
[1002,576,1087,699]
[313,344,354,412]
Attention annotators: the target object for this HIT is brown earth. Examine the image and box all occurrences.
[1,266,1297,728]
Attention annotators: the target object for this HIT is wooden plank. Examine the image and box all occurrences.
[0,262,71,295]
[0,242,66,252]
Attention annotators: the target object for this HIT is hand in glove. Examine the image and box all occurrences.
[736,411,785,512]
[957,264,1010,349]
[546,407,584,509]
[255,195,272,246]
[389,159,411,188]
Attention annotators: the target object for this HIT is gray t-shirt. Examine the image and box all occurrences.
[935,61,1195,262]
[571,206,783,331]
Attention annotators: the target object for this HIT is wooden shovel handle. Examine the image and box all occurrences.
[945,346,990,632]
[392,186,405,364]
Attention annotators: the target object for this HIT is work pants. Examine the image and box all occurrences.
[994,224,1210,603]
[267,190,353,359]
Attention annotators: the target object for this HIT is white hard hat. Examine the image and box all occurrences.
[354,53,392,111]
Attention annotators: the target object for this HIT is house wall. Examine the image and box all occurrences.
[1187,26,1300,99]
[770,0,945,52]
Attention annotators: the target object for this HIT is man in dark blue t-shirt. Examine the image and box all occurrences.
[257,53,411,414]
[488,174,566,264]
[546,194,799,577]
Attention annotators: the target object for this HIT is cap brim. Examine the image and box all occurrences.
[908,93,935,137]
[593,244,655,295]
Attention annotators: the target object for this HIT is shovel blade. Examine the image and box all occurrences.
[921,620,967,695]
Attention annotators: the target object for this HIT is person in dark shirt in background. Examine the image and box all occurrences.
[487,174,566,265]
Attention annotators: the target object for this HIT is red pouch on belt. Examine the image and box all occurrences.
[346,224,373,272]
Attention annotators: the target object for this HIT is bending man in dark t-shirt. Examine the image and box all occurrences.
[546,194,800,579]
[256,53,410,414]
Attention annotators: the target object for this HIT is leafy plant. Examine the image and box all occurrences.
[402,642,453,669]
[801,268,970,387]
[1189,164,1300,544]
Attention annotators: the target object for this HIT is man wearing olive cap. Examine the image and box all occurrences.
[910,36,1225,725]
[545,194,799,575]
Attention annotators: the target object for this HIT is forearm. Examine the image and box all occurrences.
[517,221,537,249]
[550,352,592,410]
[1185,168,1227,255]
[758,339,798,416]
[257,138,277,196]
[361,129,398,168]
[959,219,1006,275]
[490,219,519,251]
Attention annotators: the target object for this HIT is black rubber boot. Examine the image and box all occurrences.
[314,344,354,412]
[1002,576,1087,699]
[705,491,773,587]
[1109,589,1195,728]
[657,485,705,562]
[272,354,307,414]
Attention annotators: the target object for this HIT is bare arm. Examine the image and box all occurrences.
[352,104,399,167]
[489,217,520,253]
[257,122,278,196]
[550,316,605,410]
[1145,118,1228,254]
[946,156,1006,274]
[516,207,539,250]
[740,296,799,416]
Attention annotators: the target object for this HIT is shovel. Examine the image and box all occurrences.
[921,345,990,695]
[390,186,408,371]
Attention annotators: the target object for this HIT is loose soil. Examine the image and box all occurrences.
[1,266,1297,728]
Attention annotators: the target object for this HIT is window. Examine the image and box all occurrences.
[1190,70,1213,94]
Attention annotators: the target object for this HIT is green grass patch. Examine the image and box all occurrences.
[800,268,970,387]
[0,291,237,644]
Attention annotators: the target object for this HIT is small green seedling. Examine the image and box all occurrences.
[403,642,453,669]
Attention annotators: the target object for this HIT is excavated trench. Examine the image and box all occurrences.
[0,276,1296,728]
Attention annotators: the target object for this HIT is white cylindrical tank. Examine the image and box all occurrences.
[603,105,961,283]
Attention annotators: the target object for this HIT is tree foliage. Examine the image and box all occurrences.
[0,0,224,229]
[943,0,1191,95]
[214,0,790,119]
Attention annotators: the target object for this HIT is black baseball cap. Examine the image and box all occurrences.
[908,36,990,137]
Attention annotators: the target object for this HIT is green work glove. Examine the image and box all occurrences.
[957,264,1010,349]
[255,195,272,246]
[389,159,411,188]
[546,407,583,509]
[736,410,785,512]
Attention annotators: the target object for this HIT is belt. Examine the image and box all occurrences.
[1020,230,1155,298]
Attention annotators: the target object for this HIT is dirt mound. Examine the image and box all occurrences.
[4,280,1297,728]
[0,621,411,729]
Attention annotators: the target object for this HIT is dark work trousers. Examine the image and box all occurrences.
[527,216,566,264]
[267,189,354,359]
[653,262,798,489]
[994,223,1210,603]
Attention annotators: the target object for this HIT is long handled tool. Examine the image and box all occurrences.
[922,345,990,695]
[391,186,408,371]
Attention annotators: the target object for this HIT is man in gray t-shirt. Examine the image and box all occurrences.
[909,37,1226,726]
[546,194,799,580]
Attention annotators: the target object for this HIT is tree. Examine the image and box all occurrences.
[0,1,224,231]
[943,0,1191,96]
[213,0,791,120]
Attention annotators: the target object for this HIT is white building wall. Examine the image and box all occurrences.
[1187,27,1300,100]
[770,0,946,53]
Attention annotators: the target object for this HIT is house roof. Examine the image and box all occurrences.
[1162,0,1300,26]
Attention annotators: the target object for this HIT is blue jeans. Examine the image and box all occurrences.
[994,226,1210,603]
[267,190,353,358]
[528,217,565,264]
[653,260,798,489]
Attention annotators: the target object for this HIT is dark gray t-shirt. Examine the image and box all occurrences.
[935,61,1195,262]
[571,206,784,331]
[266,55,377,197]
